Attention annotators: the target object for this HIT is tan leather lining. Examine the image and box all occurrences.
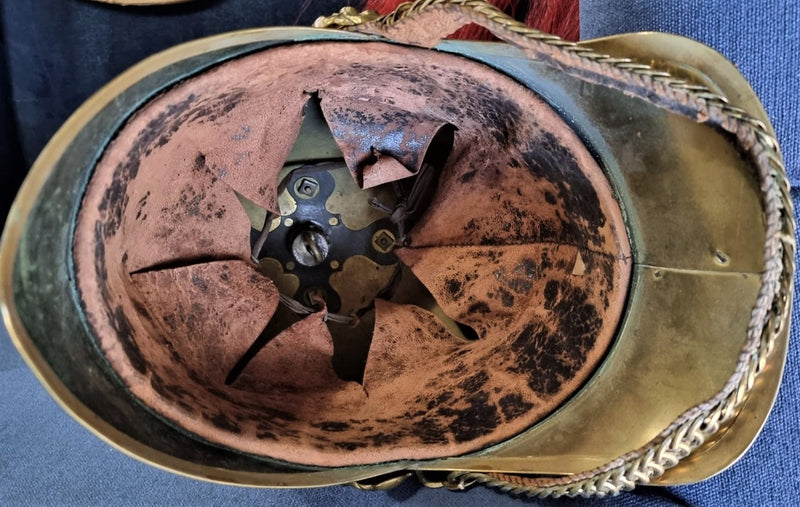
[73,42,630,467]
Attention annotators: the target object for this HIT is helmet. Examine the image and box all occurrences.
[1,0,793,497]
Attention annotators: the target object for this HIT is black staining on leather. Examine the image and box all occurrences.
[98,94,196,239]
[99,90,245,240]
[363,431,405,447]
[184,89,246,125]
[110,305,147,374]
[521,132,607,249]
[553,286,602,355]
[439,70,523,148]
[159,183,227,225]
[397,371,503,445]
[509,283,602,398]
[161,301,203,337]
[544,280,560,310]
[412,416,450,445]
[498,393,535,422]
[461,371,489,392]
[510,323,560,396]
[193,153,206,173]
[92,221,109,302]
[471,197,562,247]
[445,278,463,299]
[256,429,278,441]
[312,421,351,432]
[191,274,209,292]
[134,191,150,223]
[149,374,196,414]
[206,412,242,434]
[427,390,455,410]
[440,390,501,443]
[459,168,477,183]
[497,288,515,308]
[493,257,540,295]
[335,441,370,451]
[92,214,146,375]
[467,301,491,314]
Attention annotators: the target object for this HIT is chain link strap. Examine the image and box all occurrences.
[315,0,795,497]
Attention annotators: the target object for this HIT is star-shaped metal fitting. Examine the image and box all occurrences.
[131,96,477,387]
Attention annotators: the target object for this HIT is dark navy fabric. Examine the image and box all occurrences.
[0,0,348,226]
[2,0,798,504]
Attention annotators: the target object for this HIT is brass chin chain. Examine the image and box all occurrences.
[314,0,795,499]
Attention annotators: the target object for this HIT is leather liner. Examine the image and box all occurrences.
[73,41,630,467]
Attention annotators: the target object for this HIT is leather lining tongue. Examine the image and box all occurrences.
[319,92,455,189]
[363,299,466,394]
[129,260,280,388]
[207,93,311,215]
[231,309,356,394]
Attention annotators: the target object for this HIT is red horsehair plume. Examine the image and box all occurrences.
[363,0,579,41]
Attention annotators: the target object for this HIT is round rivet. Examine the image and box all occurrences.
[328,217,339,226]
[285,261,295,271]
[284,217,294,227]
[330,260,340,270]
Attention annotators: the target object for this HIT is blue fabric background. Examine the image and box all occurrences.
[2,0,799,504]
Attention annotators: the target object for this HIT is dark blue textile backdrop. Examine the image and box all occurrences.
[1,0,798,505]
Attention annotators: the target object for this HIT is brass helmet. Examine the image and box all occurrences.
[1,0,793,498]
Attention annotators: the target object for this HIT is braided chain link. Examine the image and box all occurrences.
[315,0,796,497]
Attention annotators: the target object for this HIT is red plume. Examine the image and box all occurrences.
[363,0,579,41]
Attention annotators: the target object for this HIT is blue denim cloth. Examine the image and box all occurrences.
[2,0,798,505]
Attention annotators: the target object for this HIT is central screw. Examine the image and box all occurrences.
[291,227,330,267]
